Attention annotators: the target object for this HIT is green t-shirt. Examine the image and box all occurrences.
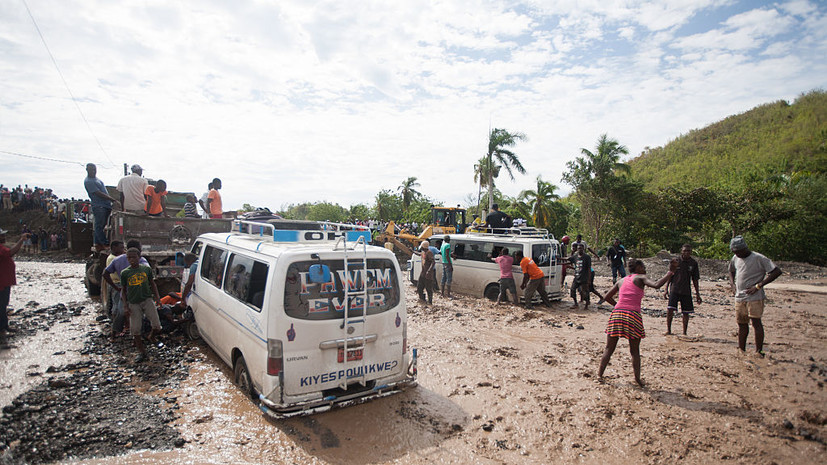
[120,265,155,304]
[440,242,452,264]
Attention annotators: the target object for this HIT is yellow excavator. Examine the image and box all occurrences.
[377,206,469,257]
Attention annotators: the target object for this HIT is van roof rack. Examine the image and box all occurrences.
[466,226,556,240]
[232,219,371,244]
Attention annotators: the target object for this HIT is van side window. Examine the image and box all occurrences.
[201,245,228,288]
[224,253,269,311]
[190,240,203,259]
[466,241,493,262]
[453,242,466,258]
[491,243,516,259]
[533,244,552,267]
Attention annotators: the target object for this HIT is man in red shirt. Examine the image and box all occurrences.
[0,229,30,338]
[515,250,551,309]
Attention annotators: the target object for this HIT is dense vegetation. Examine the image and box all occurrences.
[618,89,827,265]
[269,90,826,266]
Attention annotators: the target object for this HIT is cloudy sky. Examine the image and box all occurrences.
[1,0,825,212]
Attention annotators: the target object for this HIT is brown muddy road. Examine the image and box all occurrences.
[1,259,826,464]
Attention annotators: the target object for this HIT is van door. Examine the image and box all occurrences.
[280,257,405,396]
[194,244,229,350]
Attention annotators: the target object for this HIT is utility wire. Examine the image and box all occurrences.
[0,150,86,166]
[21,0,115,169]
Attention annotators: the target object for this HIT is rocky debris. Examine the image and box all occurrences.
[0,317,193,464]
[1,303,85,343]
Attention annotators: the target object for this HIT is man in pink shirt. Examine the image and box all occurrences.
[491,247,518,305]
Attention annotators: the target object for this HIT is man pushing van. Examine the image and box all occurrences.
[121,247,162,363]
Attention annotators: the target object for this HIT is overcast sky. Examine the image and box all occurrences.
[1,0,825,212]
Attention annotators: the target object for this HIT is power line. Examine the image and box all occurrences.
[21,0,115,169]
[0,149,86,166]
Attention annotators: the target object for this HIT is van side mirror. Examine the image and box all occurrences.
[308,264,331,283]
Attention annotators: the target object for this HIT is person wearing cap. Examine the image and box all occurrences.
[84,163,117,250]
[117,164,149,214]
[728,236,782,357]
[0,229,30,337]
[415,240,436,305]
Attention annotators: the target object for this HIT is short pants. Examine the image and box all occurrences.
[735,300,764,324]
[668,293,694,313]
[127,298,161,336]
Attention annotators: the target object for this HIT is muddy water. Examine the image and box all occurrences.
[0,261,93,407]
[3,259,826,464]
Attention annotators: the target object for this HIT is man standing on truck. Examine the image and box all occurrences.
[144,180,169,217]
[117,164,148,214]
[206,178,223,219]
[84,163,118,251]
[121,247,162,363]
[199,182,212,219]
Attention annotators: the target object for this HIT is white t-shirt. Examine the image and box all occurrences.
[729,251,776,302]
[116,173,148,211]
[199,191,210,218]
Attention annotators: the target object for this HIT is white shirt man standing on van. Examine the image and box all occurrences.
[117,165,149,214]
[728,236,781,357]
[440,236,454,298]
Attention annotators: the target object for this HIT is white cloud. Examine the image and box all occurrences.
[1,0,825,211]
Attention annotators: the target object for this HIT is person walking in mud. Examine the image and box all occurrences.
[103,240,150,338]
[569,243,592,309]
[664,244,701,336]
[440,236,454,298]
[490,247,519,305]
[516,250,551,309]
[728,236,782,357]
[416,241,436,305]
[121,247,162,363]
[606,238,627,284]
[104,240,128,339]
[599,258,677,386]
[0,229,30,338]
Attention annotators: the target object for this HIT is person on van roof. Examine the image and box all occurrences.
[515,250,551,309]
[484,204,510,232]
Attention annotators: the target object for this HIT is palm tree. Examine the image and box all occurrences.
[519,176,560,229]
[398,177,421,213]
[473,156,500,214]
[580,133,630,182]
[485,128,527,213]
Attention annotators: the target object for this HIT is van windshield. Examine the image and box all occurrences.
[284,259,400,320]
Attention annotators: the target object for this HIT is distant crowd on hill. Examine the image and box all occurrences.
[0,183,95,253]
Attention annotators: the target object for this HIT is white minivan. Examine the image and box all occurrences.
[409,229,564,302]
[189,220,417,418]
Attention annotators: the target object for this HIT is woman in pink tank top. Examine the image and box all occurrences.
[598,258,677,386]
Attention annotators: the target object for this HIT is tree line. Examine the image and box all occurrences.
[273,90,826,265]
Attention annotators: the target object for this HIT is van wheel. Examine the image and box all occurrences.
[234,356,255,400]
[484,284,500,301]
[185,321,201,341]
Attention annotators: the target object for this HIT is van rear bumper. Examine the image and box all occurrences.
[258,376,418,419]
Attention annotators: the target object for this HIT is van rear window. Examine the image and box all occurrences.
[284,259,400,320]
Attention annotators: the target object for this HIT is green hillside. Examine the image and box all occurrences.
[629,89,827,190]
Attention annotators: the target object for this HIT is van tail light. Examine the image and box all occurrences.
[402,321,408,354]
[267,339,283,376]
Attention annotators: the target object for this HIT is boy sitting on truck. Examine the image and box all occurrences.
[121,247,162,363]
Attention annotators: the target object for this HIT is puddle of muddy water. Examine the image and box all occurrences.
[71,341,468,465]
[0,261,93,407]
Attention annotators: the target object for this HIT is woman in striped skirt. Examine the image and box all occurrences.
[599,258,677,386]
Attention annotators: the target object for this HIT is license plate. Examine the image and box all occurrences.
[338,347,363,363]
